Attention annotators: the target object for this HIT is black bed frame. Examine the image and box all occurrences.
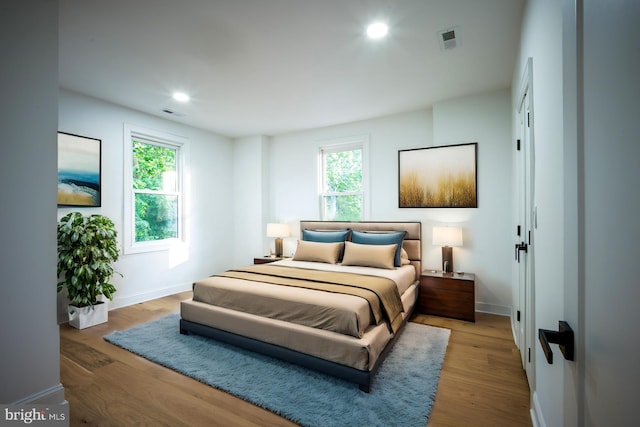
[179,302,415,393]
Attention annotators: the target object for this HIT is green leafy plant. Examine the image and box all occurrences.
[57,212,122,307]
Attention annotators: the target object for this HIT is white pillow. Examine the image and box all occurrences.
[341,241,397,270]
[401,247,411,265]
[292,240,343,264]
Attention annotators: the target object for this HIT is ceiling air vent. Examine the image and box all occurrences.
[161,108,185,117]
[437,26,461,51]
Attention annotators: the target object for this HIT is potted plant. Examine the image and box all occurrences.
[57,212,122,329]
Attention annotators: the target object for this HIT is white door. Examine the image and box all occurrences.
[515,61,535,389]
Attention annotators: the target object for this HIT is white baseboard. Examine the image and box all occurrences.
[14,384,66,405]
[475,302,511,316]
[511,318,519,348]
[110,281,193,310]
[531,391,545,427]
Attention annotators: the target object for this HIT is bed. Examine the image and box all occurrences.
[180,220,422,392]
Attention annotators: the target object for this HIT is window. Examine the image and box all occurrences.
[123,124,188,254]
[318,136,368,221]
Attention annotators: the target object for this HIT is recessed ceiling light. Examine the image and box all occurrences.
[172,92,190,103]
[366,22,388,39]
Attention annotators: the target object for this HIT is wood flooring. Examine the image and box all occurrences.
[60,292,531,426]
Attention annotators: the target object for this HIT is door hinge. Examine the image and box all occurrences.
[528,347,531,363]
[517,310,521,322]
[516,139,521,151]
[527,112,530,127]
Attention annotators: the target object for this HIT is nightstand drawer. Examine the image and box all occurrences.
[421,276,473,292]
[419,288,475,322]
[419,271,475,322]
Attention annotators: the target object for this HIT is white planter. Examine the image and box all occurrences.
[68,301,108,329]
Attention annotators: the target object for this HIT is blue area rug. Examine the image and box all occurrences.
[104,313,450,427]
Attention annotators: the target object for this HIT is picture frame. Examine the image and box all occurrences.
[57,132,102,207]
[398,142,477,208]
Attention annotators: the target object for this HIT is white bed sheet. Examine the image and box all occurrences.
[272,258,417,294]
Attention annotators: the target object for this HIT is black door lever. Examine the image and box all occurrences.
[515,242,528,262]
[539,321,575,364]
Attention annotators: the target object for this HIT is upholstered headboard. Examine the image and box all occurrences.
[298,221,422,281]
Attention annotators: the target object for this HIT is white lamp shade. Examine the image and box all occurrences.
[432,226,463,247]
[266,223,291,238]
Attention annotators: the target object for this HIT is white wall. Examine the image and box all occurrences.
[580,0,640,424]
[232,135,270,265]
[58,90,234,314]
[0,0,65,404]
[512,0,565,425]
[433,89,513,315]
[269,110,433,222]
[268,109,434,257]
[267,93,513,315]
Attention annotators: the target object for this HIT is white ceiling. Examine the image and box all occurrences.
[59,0,525,138]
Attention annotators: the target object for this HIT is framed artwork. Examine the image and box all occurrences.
[398,142,477,208]
[57,132,102,207]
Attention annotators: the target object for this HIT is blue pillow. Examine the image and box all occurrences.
[351,230,407,267]
[302,229,351,243]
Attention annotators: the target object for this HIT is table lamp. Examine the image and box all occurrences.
[432,226,463,273]
[266,223,291,258]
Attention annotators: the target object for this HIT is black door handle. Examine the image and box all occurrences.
[539,321,575,364]
[514,242,528,262]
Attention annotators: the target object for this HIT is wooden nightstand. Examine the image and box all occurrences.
[419,270,475,322]
[253,256,284,264]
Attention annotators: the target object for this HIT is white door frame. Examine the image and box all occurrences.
[561,0,582,424]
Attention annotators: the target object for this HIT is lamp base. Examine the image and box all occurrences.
[274,237,283,258]
[441,246,453,273]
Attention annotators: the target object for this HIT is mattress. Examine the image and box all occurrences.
[191,260,416,338]
[180,282,418,371]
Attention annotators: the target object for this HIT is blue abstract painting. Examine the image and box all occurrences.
[57,132,101,207]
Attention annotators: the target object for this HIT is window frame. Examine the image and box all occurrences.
[123,123,189,254]
[317,135,370,221]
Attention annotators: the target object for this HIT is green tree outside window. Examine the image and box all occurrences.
[322,147,363,221]
[132,141,179,242]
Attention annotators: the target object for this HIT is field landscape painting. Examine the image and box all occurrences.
[399,143,477,208]
[57,132,101,207]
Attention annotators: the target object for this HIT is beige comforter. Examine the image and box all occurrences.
[192,264,405,338]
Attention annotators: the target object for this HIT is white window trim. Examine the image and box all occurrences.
[123,123,189,254]
[317,135,370,220]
